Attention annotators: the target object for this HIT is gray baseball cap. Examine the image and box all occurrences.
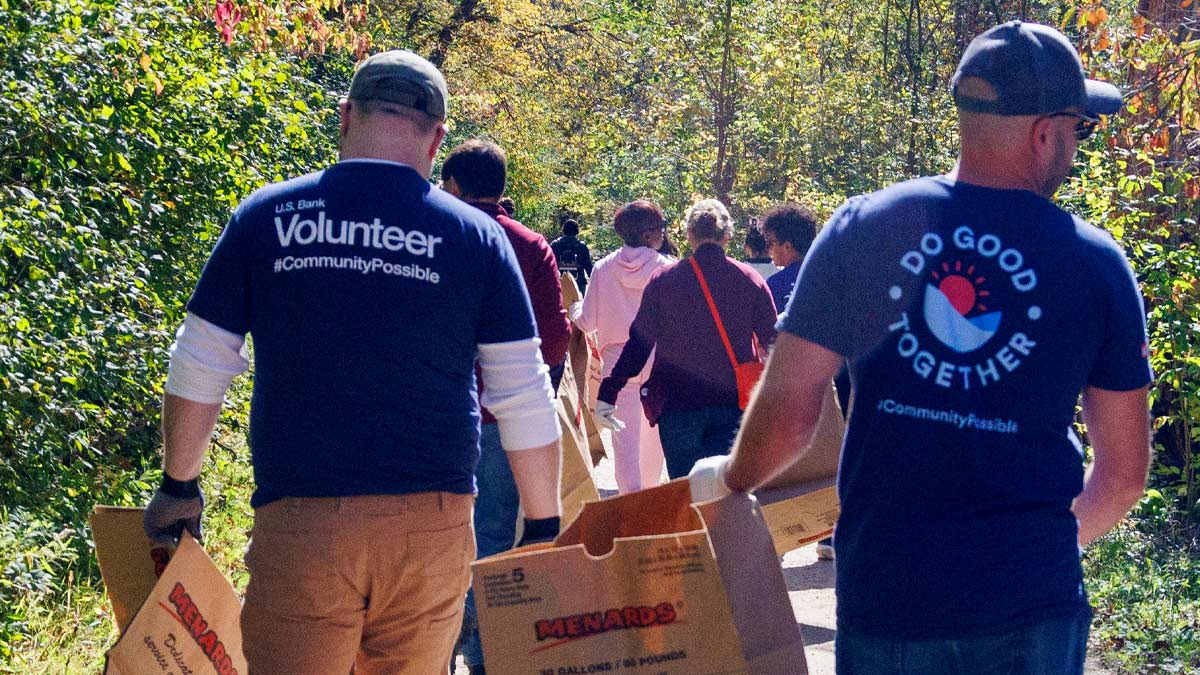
[951,21,1121,117]
[347,50,448,119]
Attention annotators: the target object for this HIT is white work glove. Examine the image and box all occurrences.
[688,455,733,503]
[593,400,625,431]
[567,301,583,324]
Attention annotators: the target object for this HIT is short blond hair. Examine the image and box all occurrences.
[684,199,733,243]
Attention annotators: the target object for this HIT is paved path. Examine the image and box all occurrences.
[456,445,1116,674]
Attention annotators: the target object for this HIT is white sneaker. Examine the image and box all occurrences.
[816,542,835,561]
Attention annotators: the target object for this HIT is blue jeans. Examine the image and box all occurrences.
[835,611,1092,675]
[460,423,519,667]
[656,405,743,479]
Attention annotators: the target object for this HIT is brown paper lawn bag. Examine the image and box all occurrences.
[753,382,847,556]
[555,339,602,526]
[561,271,609,467]
[99,529,247,675]
[472,480,808,675]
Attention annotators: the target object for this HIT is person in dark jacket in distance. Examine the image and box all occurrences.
[761,202,818,313]
[760,201,840,560]
[550,218,594,293]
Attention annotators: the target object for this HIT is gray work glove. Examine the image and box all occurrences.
[593,400,625,432]
[688,454,733,503]
[143,474,204,546]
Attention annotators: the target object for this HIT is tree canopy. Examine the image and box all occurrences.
[0,0,1197,670]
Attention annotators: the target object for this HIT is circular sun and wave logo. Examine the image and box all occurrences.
[923,260,1003,353]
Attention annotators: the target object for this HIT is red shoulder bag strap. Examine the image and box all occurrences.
[689,256,740,373]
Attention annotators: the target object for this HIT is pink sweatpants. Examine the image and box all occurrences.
[612,378,666,493]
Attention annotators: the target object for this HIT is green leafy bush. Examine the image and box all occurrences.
[1085,492,1200,673]
[0,0,341,659]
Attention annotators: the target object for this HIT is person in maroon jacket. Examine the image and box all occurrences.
[441,139,569,675]
[596,199,778,479]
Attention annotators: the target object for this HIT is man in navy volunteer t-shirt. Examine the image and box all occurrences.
[689,22,1151,674]
[141,51,562,675]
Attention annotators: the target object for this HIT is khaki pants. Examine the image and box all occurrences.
[241,492,475,675]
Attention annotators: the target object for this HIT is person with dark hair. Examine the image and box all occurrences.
[658,231,679,259]
[760,201,839,560]
[497,196,516,217]
[440,139,509,198]
[691,22,1149,674]
[441,139,570,675]
[572,200,672,493]
[596,199,777,479]
[143,51,563,675]
[550,218,594,293]
[760,202,818,312]
[743,217,779,281]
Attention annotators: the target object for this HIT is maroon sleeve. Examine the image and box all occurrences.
[497,213,569,368]
[528,237,570,368]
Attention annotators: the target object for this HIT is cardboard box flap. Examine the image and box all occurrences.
[758,382,844,491]
[755,475,837,506]
[697,494,808,673]
[557,480,703,557]
[104,532,247,675]
[90,505,174,634]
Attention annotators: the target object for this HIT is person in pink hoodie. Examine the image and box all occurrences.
[572,200,672,493]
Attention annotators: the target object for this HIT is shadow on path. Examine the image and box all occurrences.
[784,559,836,592]
[799,623,837,647]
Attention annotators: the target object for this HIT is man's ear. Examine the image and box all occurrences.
[1029,116,1056,172]
[428,123,448,161]
[338,99,352,140]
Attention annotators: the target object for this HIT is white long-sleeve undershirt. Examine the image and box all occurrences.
[164,312,249,404]
[478,338,561,452]
[163,314,560,453]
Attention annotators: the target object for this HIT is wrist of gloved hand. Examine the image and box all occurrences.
[517,516,560,547]
[143,474,205,546]
[160,473,202,499]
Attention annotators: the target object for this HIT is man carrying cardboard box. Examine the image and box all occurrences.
[141,50,562,675]
[691,22,1151,675]
[441,138,571,675]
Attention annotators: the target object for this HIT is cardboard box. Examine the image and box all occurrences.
[103,532,247,675]
[753,383,846,555]
[89,505,174,633]
[472,480,807,675]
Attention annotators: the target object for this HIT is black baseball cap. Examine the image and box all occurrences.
[951,21,1121,117]
[347,50,448,119]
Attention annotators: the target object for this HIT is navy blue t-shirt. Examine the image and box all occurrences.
[779,176,1151,639]
[187,159,537,507]
[766,260,802,312]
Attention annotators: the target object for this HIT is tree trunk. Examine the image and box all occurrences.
[428,0,482,68]
[711,0,738,204]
